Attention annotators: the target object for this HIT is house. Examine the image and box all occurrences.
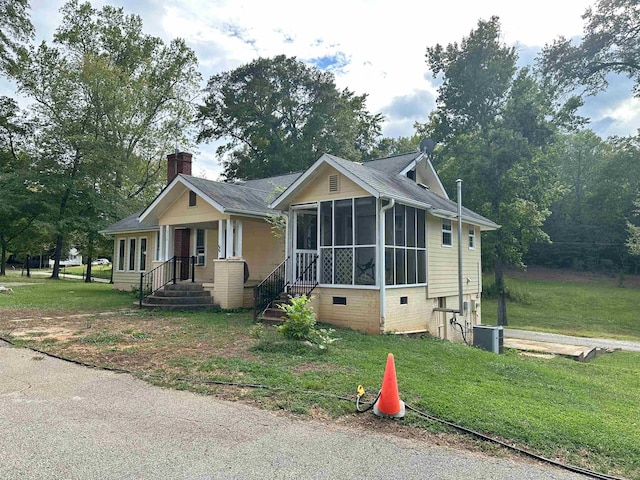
[49,247,82,267]
[102,150,499,342]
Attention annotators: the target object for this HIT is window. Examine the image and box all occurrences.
[442,219,452,246]
[319,197,376,286]
[384,203,427,286]
[189,190,197,207]
[468,225,476,249]
[155,231,161,261]
[195,229,206,265]
[139,237,147,271]
[128,238,136,271]
[117,239,126,271]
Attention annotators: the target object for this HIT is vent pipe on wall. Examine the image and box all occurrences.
[456,179,464,316]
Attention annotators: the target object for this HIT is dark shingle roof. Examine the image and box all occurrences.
[100,210,157,234]
[327,154,497,228]
[363,151,421,175]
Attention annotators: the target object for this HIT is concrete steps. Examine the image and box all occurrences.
[141,283,218,311]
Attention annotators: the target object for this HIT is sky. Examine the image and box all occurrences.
[3,0,639,179]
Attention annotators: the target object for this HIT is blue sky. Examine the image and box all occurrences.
[3,0,638,179]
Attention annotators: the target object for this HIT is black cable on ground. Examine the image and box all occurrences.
[404,404,624,480]
[1,334,624,480]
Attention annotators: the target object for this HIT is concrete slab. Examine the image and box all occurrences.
[504,338,597,362]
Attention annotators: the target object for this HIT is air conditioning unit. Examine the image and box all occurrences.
[473,325,504,354]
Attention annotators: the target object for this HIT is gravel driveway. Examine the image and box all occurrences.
[0,344,586,480]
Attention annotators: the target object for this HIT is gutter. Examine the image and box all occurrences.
[378,198,395,334]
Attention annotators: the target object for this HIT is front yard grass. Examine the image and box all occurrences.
[482,270,640,340]
[0,276,638,478]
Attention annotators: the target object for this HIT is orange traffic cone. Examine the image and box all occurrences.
[373,353,405,418]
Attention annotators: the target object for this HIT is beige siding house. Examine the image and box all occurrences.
[102,150,498,342]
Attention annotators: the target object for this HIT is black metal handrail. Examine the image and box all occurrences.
[253,256,290,320]
[139,256,195,306]
[288,254,319,298]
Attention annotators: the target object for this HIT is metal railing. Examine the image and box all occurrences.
[288,254,319,298]
[139,256,195,306]
[253,257,289,320]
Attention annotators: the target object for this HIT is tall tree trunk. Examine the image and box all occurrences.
[25,255,31,278]
[85,236,94,283]
[51,234,63,279]
[0,242,6,276]
[494,258,508,326]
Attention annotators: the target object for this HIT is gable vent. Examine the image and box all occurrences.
[328,174,339,193]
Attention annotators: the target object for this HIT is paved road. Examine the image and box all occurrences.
[0,344,586,480]
[505,328,640,352]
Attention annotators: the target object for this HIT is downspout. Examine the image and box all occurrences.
[379,198,395,334]
[456,179,464,316]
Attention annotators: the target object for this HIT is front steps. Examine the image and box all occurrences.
[257,293,290,324]
[141,282,217,311]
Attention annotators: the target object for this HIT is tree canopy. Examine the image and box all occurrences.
[423,17,562,325]
[14,0,200,279]
[197,55,383,180]
[0,0,33,75]
[539,0,640,98]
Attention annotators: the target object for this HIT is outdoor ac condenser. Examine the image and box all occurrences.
[473,325,504,354]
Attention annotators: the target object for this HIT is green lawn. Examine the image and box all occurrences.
[481,275,640,340]
[62,264,113,280]
[0,275,639,478]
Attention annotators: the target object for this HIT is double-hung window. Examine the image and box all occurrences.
[442,219,452,246]
[195,229,206,266]
[468,225,476,249]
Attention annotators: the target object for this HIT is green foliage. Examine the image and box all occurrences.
[276,295,339,350]
[197,54,383,180]
[276,295,316,341]
[539,0,640,99]
[0,0,34,75]
[422,17,562,324]
[14,0,201,278]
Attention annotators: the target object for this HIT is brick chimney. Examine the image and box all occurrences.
[167,151,193,184]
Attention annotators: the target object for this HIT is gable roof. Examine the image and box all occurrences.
[100,210,158,235]
[270,153,499,230]
[129,170,301,227]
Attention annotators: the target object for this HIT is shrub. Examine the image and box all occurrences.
[276,295,340,350]
[276,295,316,340]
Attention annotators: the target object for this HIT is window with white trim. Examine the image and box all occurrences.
[117,239,126,271]
[468,225,476,249]
[442,219,452,247]
[195,229,206,266]
[128,238,136,271]
[384,203,427,285]
[139,237,147,271]
[154,231,161,261]
[319,197,376,285]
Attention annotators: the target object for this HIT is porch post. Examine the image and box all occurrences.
[236,220,243,257]
[226,218,234,258]
[218,220,226,258]
[164,225,172,261]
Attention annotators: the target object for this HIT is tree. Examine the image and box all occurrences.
[628,198,640,258]
[422,17,562,325]
[0,96,47,275]
[364,134,423,160]
[0,0,33,75]
[197,55,383,180]
[15,0,200,280]
[539,0,640,98]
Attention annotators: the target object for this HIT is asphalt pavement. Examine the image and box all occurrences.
[0,343,587,480]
